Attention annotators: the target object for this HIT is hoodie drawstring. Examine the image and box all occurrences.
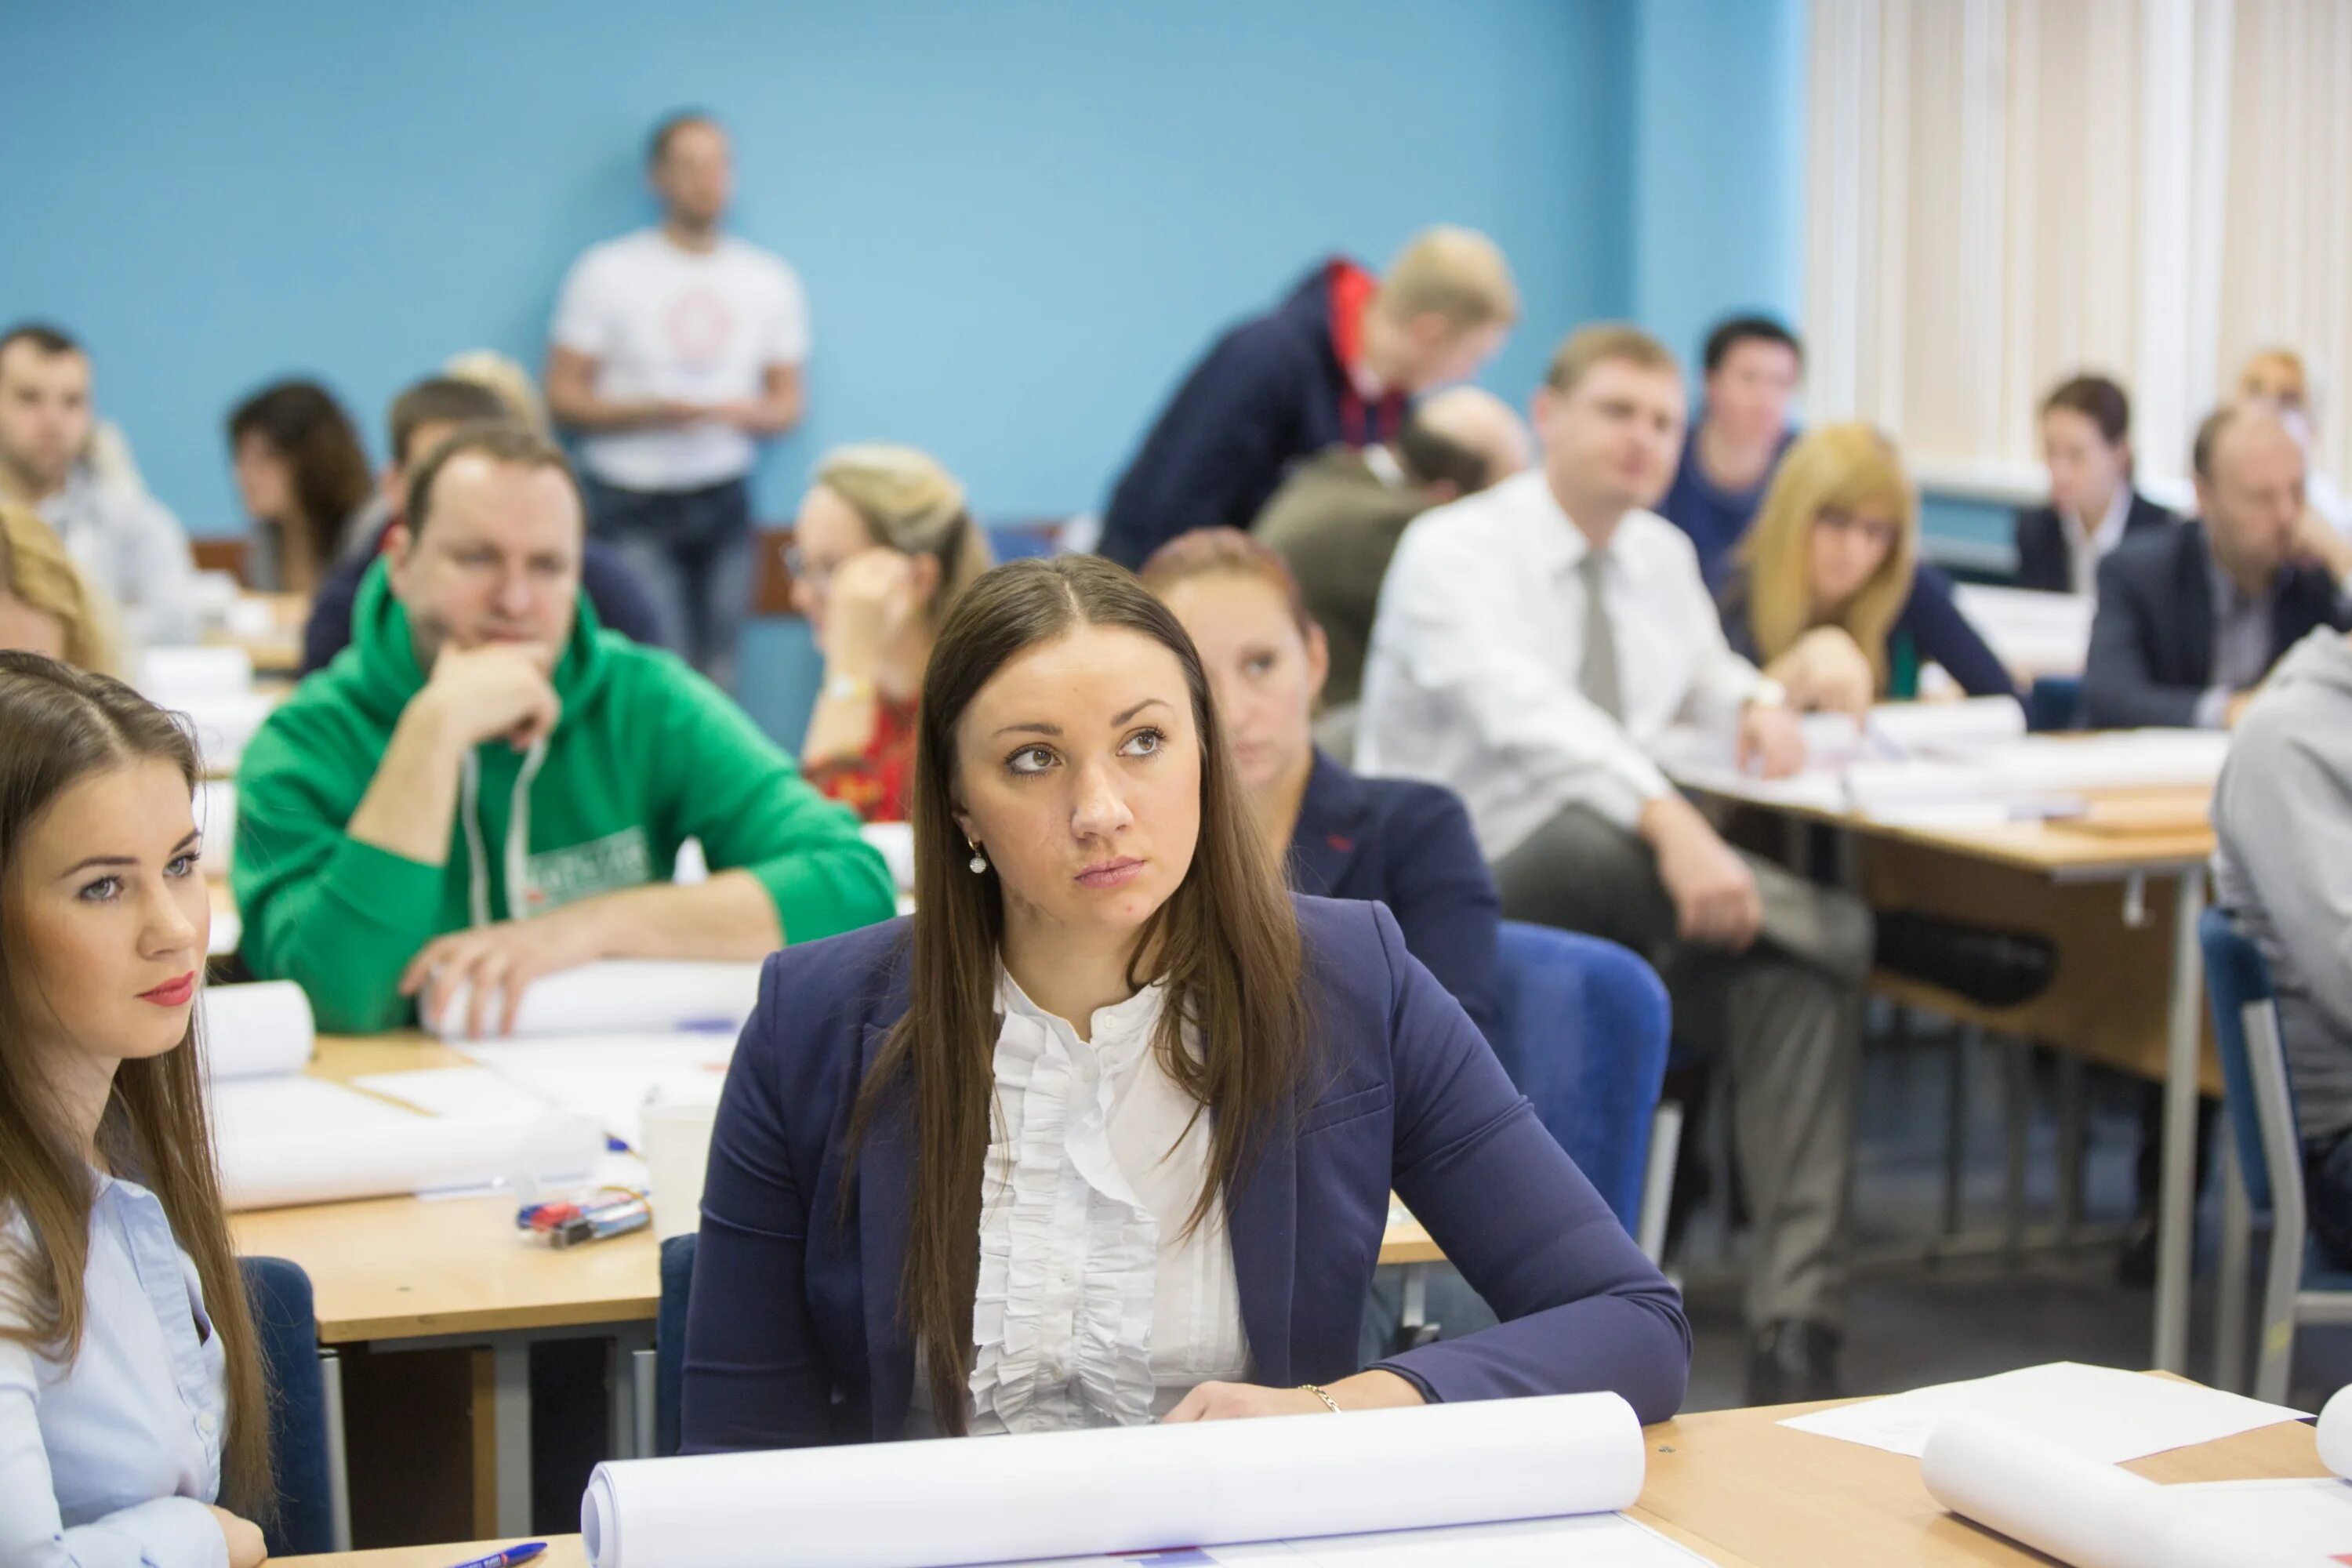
[459,736,551,928]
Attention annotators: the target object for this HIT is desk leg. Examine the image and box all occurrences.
[2154,866,2207,1374]
[492,1340,532,1537]
[319,1348,352,1552]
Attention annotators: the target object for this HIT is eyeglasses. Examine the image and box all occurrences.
[782,545,836,590]
[1813,508,1901,550]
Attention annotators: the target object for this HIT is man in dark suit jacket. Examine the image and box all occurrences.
[2014,373,2180,594]
[2085,403,2352,729]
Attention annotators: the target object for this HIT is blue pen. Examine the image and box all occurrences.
[442,1543,546,1568]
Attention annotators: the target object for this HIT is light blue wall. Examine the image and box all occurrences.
[0,0,1632,540]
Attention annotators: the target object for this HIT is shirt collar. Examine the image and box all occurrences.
[996,968,1166,1049]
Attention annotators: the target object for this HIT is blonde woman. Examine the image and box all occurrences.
[0,505,118,673]
[792,445,994,821]
[1719,423,2013,713]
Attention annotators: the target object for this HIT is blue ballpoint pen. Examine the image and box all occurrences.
[441,1543,547,1568]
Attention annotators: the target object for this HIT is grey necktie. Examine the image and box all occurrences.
[1577,547,1623,720]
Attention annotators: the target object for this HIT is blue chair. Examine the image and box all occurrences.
[1486,922,1675,1250]
[2200,909,2352,1401]
[238,1256,342,1555]
[654,1232,698,1457]
[2024,675,2083,732]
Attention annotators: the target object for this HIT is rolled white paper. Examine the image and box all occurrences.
[428,959,764,1041]
[198,982,314,1080]
[1921,1414,2166,1568]
[582,1390,1643,1568]
[220,1110,601,1211]
[2319,1385,2352,1479]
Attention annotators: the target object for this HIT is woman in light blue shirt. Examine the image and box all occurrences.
[0,652,274,1568]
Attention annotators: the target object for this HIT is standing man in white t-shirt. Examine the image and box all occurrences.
[546,111,808,690]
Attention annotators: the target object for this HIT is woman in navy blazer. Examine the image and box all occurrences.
[2013,375,2179,595]
[683,555,1688,1452]
[1142,528,1500,1039]
[1719,423,2016,708]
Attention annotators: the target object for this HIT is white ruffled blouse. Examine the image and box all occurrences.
[909,972,1251,1435]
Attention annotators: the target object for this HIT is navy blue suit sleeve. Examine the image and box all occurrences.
[1101,336,1307,568]
[1360,905,1690,1422]
[1375,787,1503,1041]
[1902,567,2016,699]
[298,561,361,676]
[2083,549,2202,728]
[680,954,837,1452]
[581,539,670,649]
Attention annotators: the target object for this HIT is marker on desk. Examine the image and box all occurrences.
[443,1542,546,1568]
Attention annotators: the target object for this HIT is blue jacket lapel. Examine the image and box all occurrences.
[1287,750,1369,899]
[856,1018,916,1437]
[1225,1105,1300,1385]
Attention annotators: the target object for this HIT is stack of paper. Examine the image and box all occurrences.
[361,1030,733,1149]
[1954,585,2096,677]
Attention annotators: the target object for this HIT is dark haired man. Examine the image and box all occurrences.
[1655,314,1804,590]
[0,322,198,643]
[546,111,808,690]
[236,424,891,1034]
[299,376,663,673]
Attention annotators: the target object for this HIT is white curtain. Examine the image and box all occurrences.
[1806,0,2350,499]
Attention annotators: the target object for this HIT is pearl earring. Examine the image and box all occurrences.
[967,840,989,875]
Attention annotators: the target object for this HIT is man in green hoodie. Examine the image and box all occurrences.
[233,422,895,1034]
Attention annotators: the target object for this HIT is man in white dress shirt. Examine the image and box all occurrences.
[1358,323,1872,1403]
[546,111,808,691]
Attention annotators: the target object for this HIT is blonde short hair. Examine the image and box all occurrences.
[0,505,119,674]
[1736,423,1918,691]
[1544,323,1680,395]
[1374,227,1519,332]
[811,444,994,625]
[442,350,553,438]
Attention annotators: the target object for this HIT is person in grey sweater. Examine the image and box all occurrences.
[2212,625,2352,1261]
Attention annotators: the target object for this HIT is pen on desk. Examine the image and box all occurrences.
[442,1542,546,1568]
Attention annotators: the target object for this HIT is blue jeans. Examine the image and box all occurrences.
[580,474,753,691]
[2306,1128,2352,1269]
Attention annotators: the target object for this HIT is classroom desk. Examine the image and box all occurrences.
[270,1383,2321,1568]
[237,1034,1450,1541]
[1678,773,2216,1380]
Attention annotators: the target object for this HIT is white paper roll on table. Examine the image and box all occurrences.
[198,982,315,1080]
[220,1110,601,1211]
[1922,1414,2167,1568]
[2319,1385,2352,1479]
[430,959,764,1040]
[583,1389,1643,1568]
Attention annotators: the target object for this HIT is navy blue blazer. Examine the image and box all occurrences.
[1287,751,1500,1040]
[2083,520,2352,729]
[2012,491,2178,594]
[1098,260,1403,570]
[1720,564,2017,700]
[681,899,1690,1452]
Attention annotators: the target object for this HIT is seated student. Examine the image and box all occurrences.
[2238,345,2352,537]
[0,653,271,1568]
[301,376,666,674]
[234,424,894,1035]
[2013,375,2178,596]
[1719,423,2014,710]
[681,555,1688,1450]
[1655,315,1804,590]
[1141,527,1500,1038]
[2213,626,2352,1263]
[1098,229,1518,569]
[1357,324,1871,1403]
[790,445,993,822]
[0,506,118,673]
[2084,401,2352,730]
[1252,387,1528,713]
[0,325,198,647]
[226,379,376,594]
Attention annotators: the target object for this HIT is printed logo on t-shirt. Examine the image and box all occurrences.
[524,828,655,911]
[664,288,736,374]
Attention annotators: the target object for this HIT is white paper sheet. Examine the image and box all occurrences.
[198,981,314,1080]
[173,691,279,773]
[1784,1361,2308,1461]
[582,1391,1645,1568]
[2159,1479,2352,1566]
[426,959,763,1040]
[138,644,255,703]
[448,1032,734,1146]
[1954,584,2095,677]
[196,779,236,873]
[969,1513,1706,1567]
[862,820,916,891]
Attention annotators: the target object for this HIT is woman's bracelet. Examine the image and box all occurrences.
[1298,1382,1342,1414]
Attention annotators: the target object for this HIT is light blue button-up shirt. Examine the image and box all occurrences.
[0,1173,230,1568]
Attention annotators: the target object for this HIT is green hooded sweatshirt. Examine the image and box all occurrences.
[232,562,895,1033]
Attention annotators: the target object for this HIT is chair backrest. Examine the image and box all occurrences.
[238,1256,332,1556]
[655,1232,698,1457]
[1486,921,1671,1233]
[2199,906,2300,1217]
[2024,675,2085,733]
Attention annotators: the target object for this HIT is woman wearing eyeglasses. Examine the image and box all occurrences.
[1717,424,2013,715]
[790,445,995,821]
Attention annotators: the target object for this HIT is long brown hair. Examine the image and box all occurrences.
[0,652,274,1519]
[849,555,1310,1434]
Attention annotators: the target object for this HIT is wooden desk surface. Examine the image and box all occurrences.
[235,1036,1445,1343]
[1637,1392,2325,1567]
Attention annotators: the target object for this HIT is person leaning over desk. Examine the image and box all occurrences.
[681,554,1690,1449]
